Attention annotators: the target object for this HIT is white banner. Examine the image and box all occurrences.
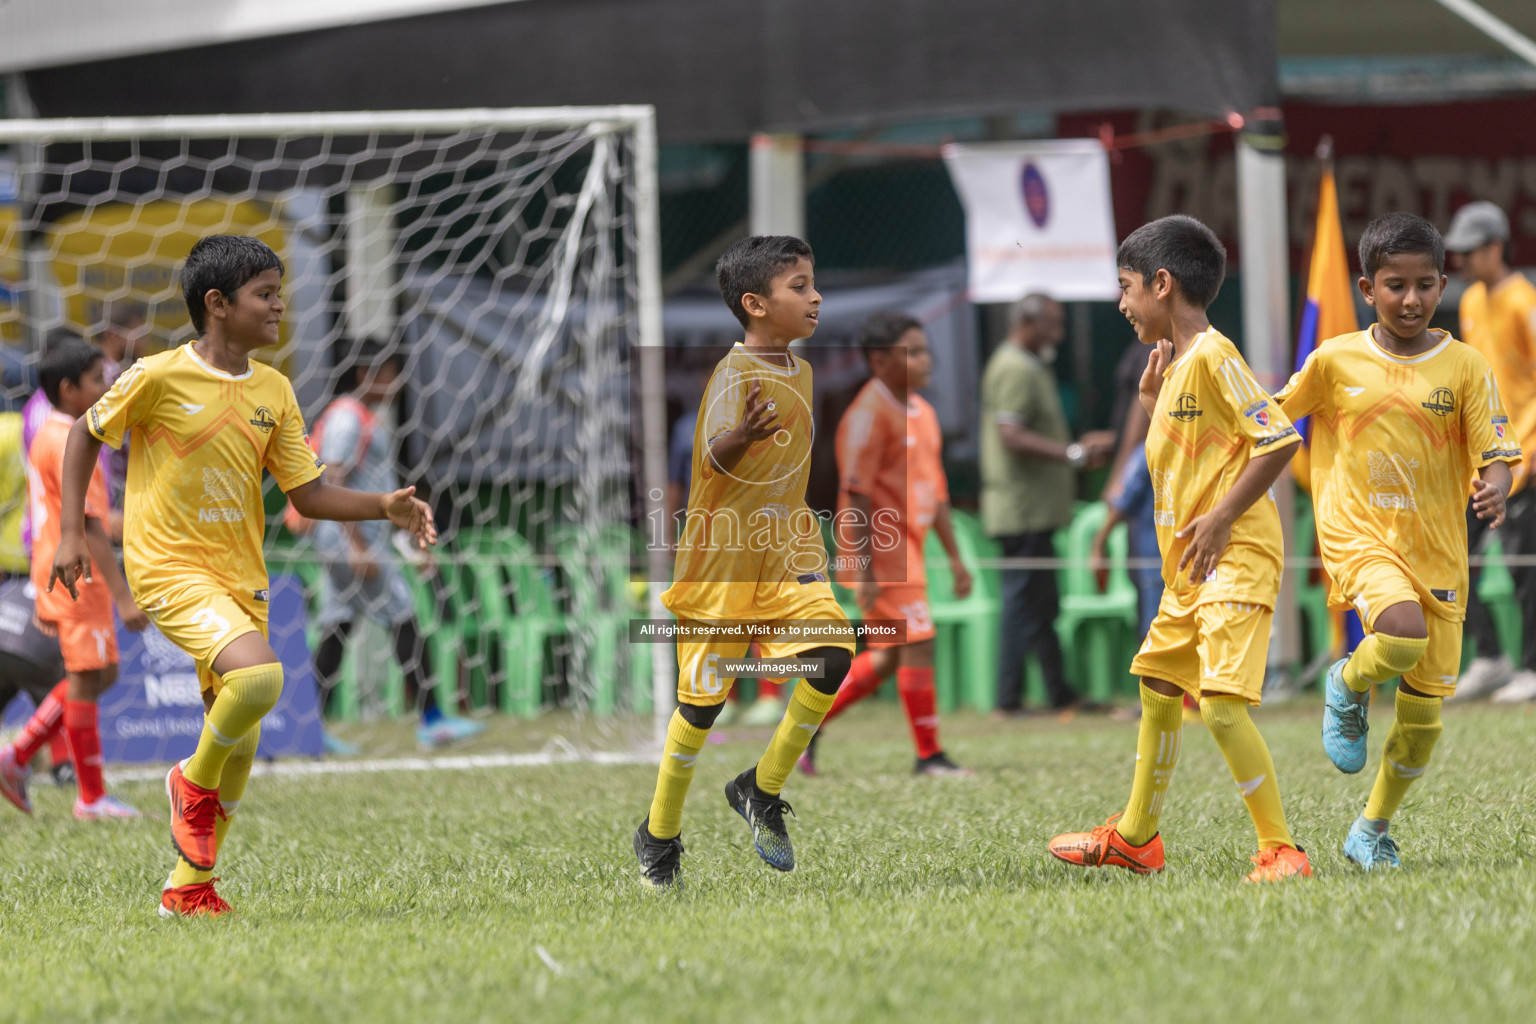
[943,139,1119,303]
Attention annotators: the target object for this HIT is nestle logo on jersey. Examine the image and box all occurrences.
[249,406,277,432]
[199,507,245,522]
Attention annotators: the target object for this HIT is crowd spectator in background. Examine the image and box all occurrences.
[1444,201,1536,703]
[980,294,1115,715]
[302,339,484,751]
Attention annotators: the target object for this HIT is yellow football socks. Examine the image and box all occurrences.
[1200,695,1294,850]
[1342,632,1428,693]
[647,711,710,840]
[755,680,836,795]
[170,726,259,887]
[183,663,284,790]
[1117,684,1184,846]
[1364,689,1442,821]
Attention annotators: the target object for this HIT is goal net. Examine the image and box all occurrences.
[0,108,669,765]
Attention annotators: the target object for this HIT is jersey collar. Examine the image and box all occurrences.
[871,378,919,416]
[733,342,799,376]
[1363,326,1451,365]
[1163,330,1210,377]
[183,342,255,381]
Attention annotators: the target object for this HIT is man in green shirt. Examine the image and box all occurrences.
[980,295,1114,713]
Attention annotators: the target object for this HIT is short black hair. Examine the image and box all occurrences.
[716,235,814,330]
[1359,213,1445,279]
[181,235,284,334]
[856,311,922,363]
[38,330,103,408]
[1116,215,1227,309]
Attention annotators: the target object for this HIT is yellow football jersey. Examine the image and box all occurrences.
[87,343,324,601]
[1146,329,1299,606]
[662,343,837,622]
[1276,328,1521,622]
[1459,274,1536,493]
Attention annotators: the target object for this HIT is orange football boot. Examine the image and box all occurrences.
[159,874,233,918]
[1244,845,1312,883]
[1048,814,1165,875]
[165,761,225,872]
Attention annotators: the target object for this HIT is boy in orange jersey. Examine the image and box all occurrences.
[0,336,149,819]
[1278,213,1518,870]
[1442,201,1536,702]
[1048,215,1312,883]
[800,310,973,777]
[50,235,436,917]
[633,235,855,888]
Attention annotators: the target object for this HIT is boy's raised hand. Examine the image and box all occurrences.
[383,486,438,549]
[736,384,780,444]
[47,534,92,601]
[1138,339,1173,415]
[1471,477,1507,529]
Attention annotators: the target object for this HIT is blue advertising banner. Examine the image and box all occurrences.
[2,573,322,763]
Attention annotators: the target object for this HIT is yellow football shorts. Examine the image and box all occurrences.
[674,583,854,708]
[135,575,269,694]
[1130,593,1273,704]
[1346,558,1462,698]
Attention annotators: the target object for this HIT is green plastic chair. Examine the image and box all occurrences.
[1291,495,1335,690]
[1477,534,1523,666]
[459,528,566,718]
[551,523,652,716]
[926,510,1003,712]
[1054,503,1139,701]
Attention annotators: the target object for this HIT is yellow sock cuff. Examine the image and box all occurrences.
[666,710,709,750]
[220,662,285,711]
[1343,632,1428,691]
[1198,693,1249,730]
[791,680,837,717]
[1139,683,1184,722]
[1394,688,1442,726]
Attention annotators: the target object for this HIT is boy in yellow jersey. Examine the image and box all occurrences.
[1444,201,1536,701]
[49,235,436,916]
[1048,215,1312,883]
[1277,213,1518,870]
[633,235,855,888]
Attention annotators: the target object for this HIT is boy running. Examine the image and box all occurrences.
[1277,213,1519,870]
[632,235,855,889]
[800,310,973,777]
[49,235,436,917]
[1048,215,1312,882]
[1,336,149,819]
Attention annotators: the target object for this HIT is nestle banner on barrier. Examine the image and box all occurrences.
[943,138,1120,303]
[2,573,323,764]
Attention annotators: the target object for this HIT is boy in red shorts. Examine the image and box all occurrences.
[0,335,149,819]
[802,311,973,776]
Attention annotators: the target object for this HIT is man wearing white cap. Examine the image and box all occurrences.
[1446,201,1536,702]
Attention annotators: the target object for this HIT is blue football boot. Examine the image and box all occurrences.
[1322,657,1370,774]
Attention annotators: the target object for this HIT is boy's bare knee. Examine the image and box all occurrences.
[1373,601,1428,640]
[898,640,935,670]
[1141,677,1184,699]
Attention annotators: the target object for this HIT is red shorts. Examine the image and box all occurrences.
[44,614,119,673]
[867,584,934,648]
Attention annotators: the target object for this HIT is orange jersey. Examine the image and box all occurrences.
[1459,273,1536,493]
[27,411,113,624]
[833,378,948,588]
[1277,327,1521,622]
[662,344,836,622]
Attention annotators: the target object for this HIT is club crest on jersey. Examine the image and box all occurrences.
[1169,393,1202,422]
[1421,388,1454,416]
[1242,400,1270,428]
[249,406,277,432]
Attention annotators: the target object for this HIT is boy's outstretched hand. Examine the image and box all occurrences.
[383,486,438,549]
[48,534,92,601]
[1138,339,1173,416]
[1471,476,1507,529]
[737,384,781,444]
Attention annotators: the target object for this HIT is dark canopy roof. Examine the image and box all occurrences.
[24,0,1277,141]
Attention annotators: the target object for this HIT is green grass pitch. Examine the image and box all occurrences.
[3,700,1535,1023]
